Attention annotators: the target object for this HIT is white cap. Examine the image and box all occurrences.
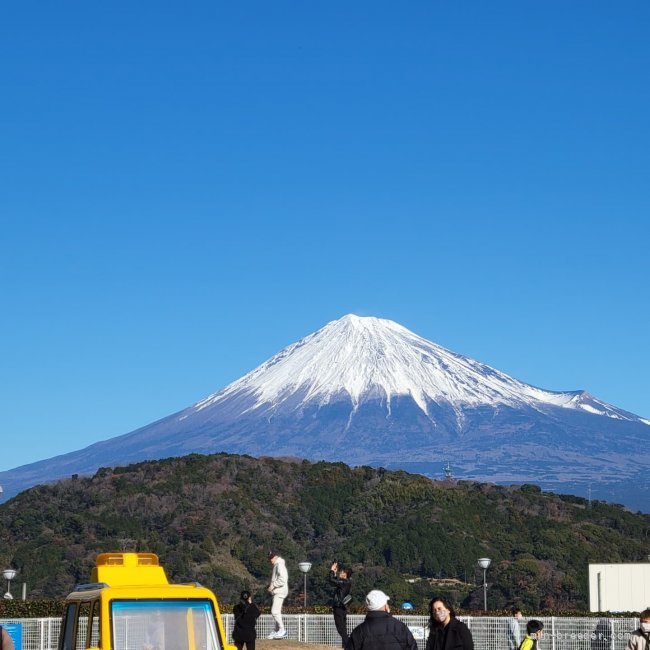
[366,590,390,610]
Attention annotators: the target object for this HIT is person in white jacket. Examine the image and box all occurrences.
[267,549,289,639]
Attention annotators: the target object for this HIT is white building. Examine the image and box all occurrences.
[589,562,650,612]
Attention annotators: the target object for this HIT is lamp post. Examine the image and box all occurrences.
[477,558,491,612]
[297,562,312,610]
[3,569,17,600]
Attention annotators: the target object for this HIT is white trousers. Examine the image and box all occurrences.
[271,594,286,631]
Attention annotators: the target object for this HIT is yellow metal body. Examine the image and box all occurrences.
[91,552,169,586]
[59,553,234,650]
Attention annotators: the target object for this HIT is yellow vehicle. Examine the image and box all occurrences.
[59,552,235,650]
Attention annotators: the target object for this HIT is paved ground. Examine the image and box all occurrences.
[256,641,334,650]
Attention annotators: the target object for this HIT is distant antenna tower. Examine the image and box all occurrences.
[588,484,592,509]
[443,461,453,481]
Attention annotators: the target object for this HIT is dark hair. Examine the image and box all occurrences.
[240,590,251,601]
[526,620,544,635]
[428,596,456,628]
[640,609,650,620]
[340,566,353,577]
[511,607,522,615]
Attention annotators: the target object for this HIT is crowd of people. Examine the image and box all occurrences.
[229,551,650,650]
[1,553,647,650]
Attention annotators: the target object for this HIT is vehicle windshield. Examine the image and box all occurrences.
[111,600,222,650]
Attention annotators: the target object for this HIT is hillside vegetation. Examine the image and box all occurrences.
[0,453,648,612]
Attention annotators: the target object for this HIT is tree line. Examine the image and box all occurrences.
[0,452,648,613]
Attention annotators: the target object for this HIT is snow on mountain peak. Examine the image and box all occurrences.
[193,314,642,424]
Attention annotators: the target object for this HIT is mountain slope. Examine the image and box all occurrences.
[2,453,649,609]
[1,315,648,510]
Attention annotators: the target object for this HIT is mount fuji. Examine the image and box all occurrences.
[2,314,649,510]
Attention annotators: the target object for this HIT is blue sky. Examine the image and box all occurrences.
[2,2,648,472]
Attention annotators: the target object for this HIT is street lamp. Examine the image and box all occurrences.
[297,562,312,610]
[477,558,491,612]
[3,569,17,600]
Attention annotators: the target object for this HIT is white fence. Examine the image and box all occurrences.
[1,616,640,650]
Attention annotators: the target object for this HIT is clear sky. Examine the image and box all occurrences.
[2,2,648,472]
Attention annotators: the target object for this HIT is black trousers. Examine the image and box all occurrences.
[235,640,255,650]
[333,606,348,646]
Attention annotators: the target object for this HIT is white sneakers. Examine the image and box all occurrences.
[267,631,288,640]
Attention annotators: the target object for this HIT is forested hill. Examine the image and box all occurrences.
[1,453,648,612]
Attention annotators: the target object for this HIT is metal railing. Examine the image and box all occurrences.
[1,615,640,650]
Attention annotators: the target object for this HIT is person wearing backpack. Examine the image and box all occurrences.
[232,590,260,650]
[329,561,353,646]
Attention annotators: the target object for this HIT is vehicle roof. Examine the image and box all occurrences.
[91,552,169,586]
[65,582,219,603]
[64,552,219,605]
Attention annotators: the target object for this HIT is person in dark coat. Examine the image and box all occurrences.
[232,590,261,650]
[426,597,474,650]
[330,562,353,647]
[591,619,614,650]
[345,590,418,650]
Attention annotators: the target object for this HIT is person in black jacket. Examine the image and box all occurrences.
[345,590,418,650]
[426,597,473,650]
[591,619,613,650]
[330,562,353,646]
[232,590,261,650]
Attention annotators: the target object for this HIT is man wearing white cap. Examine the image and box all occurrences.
[345,590,418,650]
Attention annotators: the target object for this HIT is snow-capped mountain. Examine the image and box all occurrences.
[1,314,648,510]
[194,314,644,424]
